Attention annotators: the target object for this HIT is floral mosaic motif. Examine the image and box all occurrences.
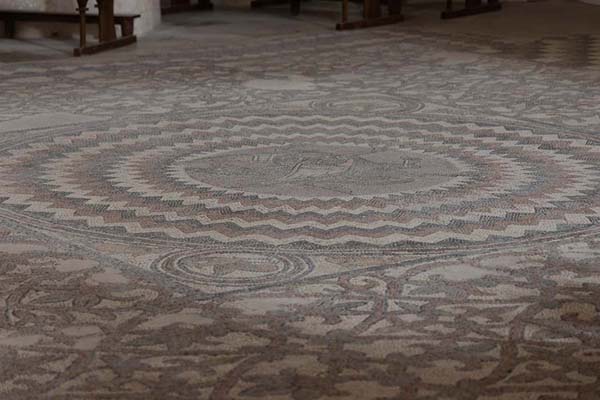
[1,228,599,399]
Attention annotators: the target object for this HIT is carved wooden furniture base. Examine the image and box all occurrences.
[73,0,138,56]
[73,34,137,56]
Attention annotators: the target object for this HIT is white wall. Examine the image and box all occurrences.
[0,0,162,38]
[117,0,162,35]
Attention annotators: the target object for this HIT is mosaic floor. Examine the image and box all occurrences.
[2,7,600,400]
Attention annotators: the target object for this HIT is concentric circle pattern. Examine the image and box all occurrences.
[151,251,314,290]
[1,115,600,248]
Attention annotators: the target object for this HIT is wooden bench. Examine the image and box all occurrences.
[0,11,139,39]
[0,1,140,56]
[442,0,501,19]
[251,0,500,30]
[336,0,500,29]
[336,0,403,30]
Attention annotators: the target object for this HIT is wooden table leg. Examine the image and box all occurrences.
[76,0,88,50]
[96,0,116,43]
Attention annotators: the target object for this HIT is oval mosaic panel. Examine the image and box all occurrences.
[150,251,314,290]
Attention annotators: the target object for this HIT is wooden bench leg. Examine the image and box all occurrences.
[290,0,301,15]
[74,0,136,56]
[76,0,88,51]
[3,19,16,38]
[441,0,502,19]
[336,0,403,30]
[388,0,402,16]
[120,19,134,37]
[96,0,117,42]
[364,0,382,19]
[198,0,214,10]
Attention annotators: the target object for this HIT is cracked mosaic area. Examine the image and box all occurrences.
[1,25,600,399]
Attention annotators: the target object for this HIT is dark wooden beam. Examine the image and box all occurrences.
[250,0,290,8]
[74,34,136,56]
[336,14,404,30]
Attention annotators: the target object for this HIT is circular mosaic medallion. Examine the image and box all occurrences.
[151,251,313,288]
[309,94,424,114]
[176,144,466,199]
[1,115,600,248]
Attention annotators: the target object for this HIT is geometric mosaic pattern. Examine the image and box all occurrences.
[523,34,600,67]
[408,31,600,68]
[1,20,600,399]
[2,116,600,248]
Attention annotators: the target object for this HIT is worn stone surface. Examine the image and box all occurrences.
[1,5,600,399]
